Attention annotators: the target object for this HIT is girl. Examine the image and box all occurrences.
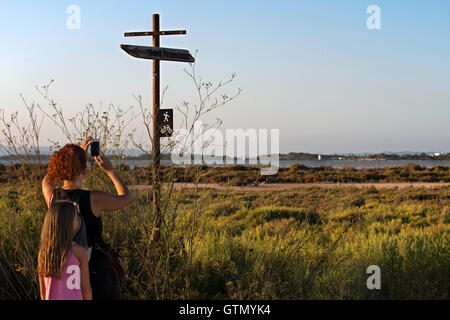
[38,200,92,300]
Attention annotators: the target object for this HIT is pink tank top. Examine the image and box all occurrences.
[44,249,83,300]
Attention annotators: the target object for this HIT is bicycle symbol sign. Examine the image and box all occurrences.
[157,109,173,137]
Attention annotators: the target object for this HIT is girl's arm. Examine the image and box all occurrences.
[39,275,46,300]
[73,245,92,300]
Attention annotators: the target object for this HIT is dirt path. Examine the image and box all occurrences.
[130,182,450,191]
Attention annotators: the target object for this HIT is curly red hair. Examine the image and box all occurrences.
[47,144,87,181]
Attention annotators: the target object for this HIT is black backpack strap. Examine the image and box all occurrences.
[50,188,61,204]
[71,189,82,207]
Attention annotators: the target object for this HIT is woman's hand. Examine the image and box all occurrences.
[80,136,94,160]
[94,155,114,173]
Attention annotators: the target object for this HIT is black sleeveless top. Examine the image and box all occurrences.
[51,188,107,249]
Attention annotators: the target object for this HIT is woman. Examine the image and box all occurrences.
[42,137,133,299]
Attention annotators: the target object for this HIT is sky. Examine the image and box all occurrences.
[0,0,449,154]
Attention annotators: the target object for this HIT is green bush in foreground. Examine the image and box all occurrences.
[0,185,448,299]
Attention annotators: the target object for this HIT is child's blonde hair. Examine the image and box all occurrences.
[37,201,78,278]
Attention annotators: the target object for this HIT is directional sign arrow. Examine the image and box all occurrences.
[120,44,195,63]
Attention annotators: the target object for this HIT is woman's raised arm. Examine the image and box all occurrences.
[90,155,134,216]
[42,175,56,208]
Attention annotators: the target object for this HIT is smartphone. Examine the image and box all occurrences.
[90,139,100,157]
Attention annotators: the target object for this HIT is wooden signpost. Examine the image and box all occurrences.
[121,14,194,242]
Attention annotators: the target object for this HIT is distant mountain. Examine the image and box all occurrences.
[380,151,441,155]
[319,151,444,156]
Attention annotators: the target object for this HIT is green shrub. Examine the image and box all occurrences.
[0,183,448,299]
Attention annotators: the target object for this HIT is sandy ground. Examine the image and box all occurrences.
[130,182,450,191]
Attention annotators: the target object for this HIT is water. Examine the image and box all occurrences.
[2,159,449,169]
[118,159,450,169]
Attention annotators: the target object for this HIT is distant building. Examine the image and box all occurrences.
[318,154,321,160]
[430,152,441,157]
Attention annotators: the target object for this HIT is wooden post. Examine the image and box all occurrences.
[152,14,161,242]
[121,14,194,243]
